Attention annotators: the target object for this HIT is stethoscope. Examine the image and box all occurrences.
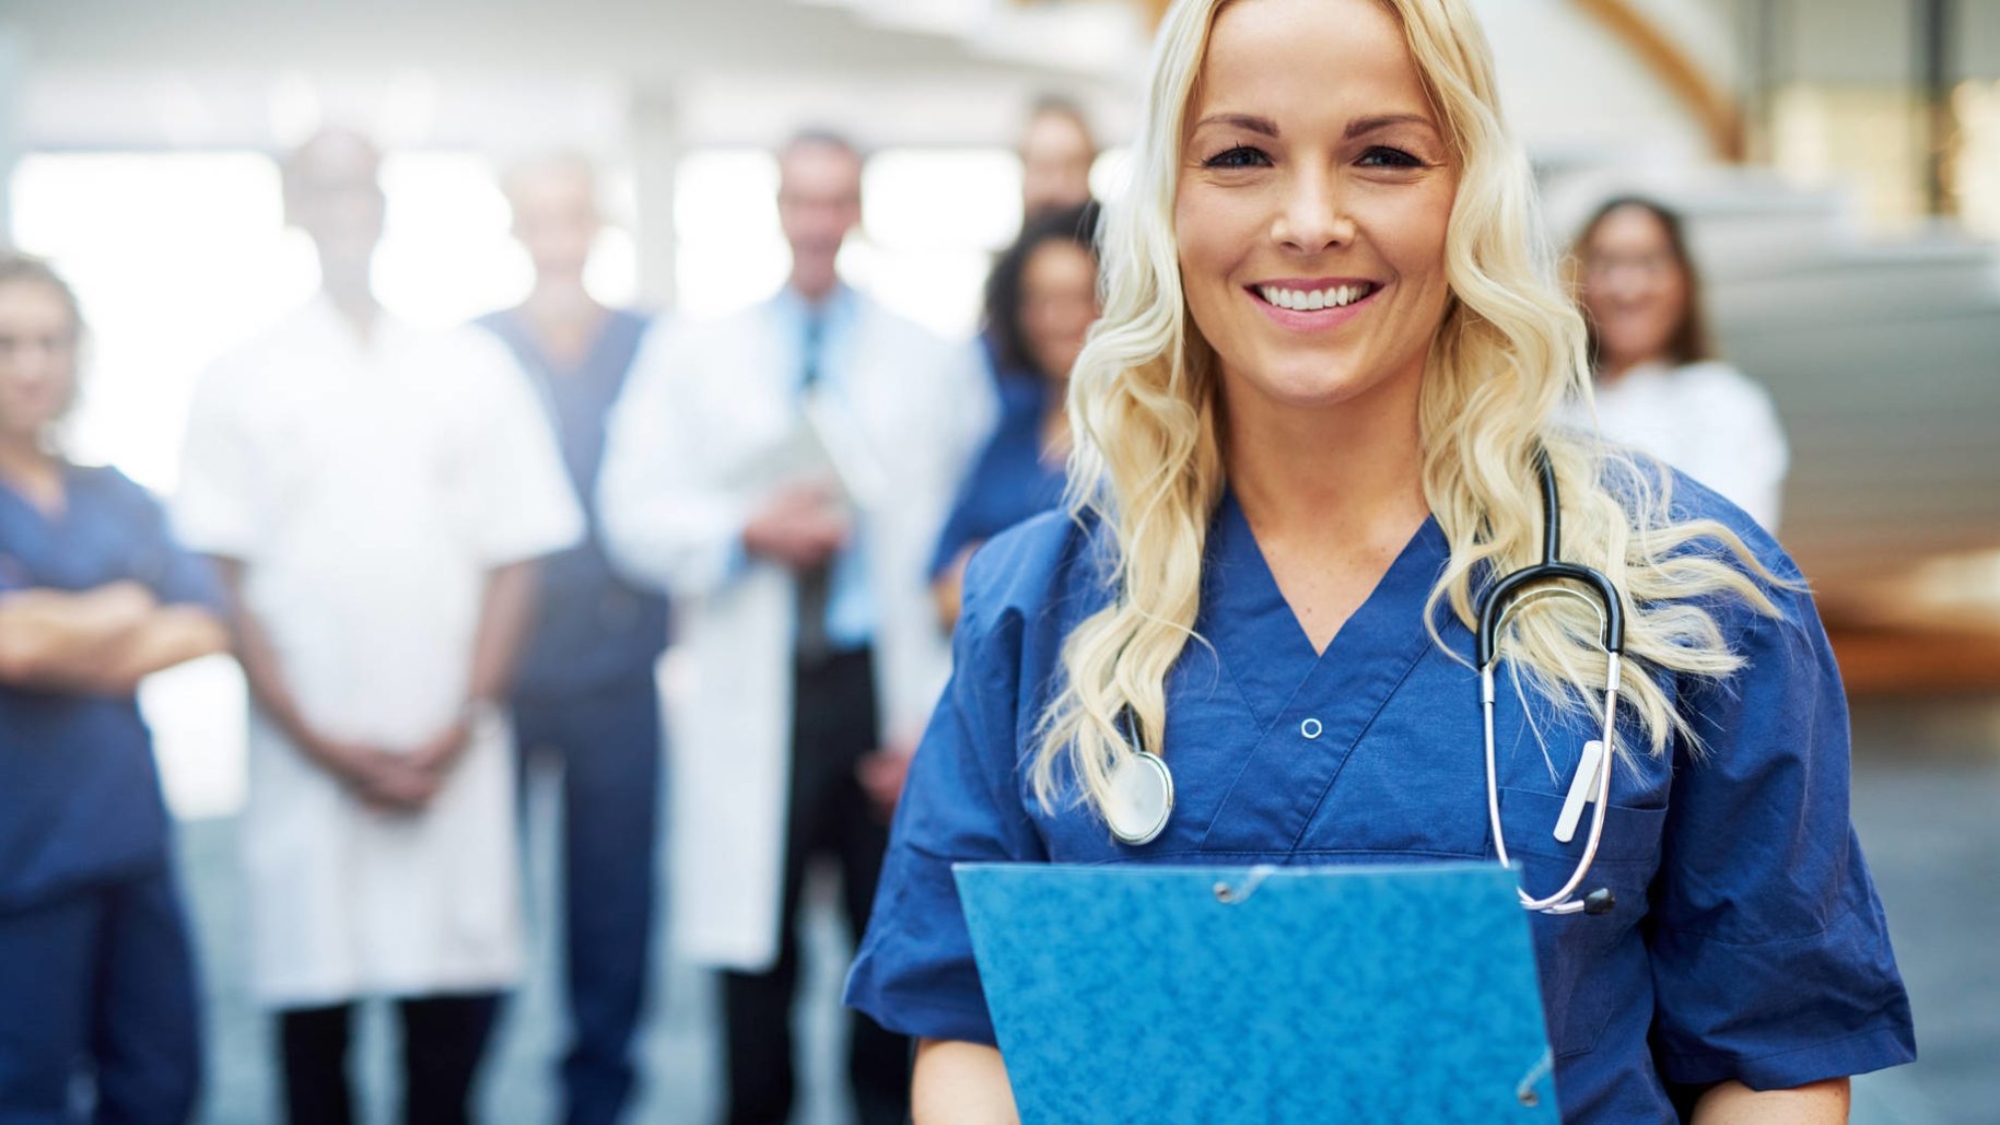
[1102,450,1626,917]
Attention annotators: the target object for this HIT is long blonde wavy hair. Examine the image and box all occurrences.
[1035,0,1783,815]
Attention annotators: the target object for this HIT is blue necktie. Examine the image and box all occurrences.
[795,311,834,663]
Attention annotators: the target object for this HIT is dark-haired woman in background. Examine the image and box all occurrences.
[0,254,230,1121]
[931,202,1101,629]
[1571,195,1789,530]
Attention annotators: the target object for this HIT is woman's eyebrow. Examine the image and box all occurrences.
[1191,113,1279,138]
[1346,113,1437,139]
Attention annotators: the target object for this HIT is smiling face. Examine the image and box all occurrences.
[1175,0,1457,418]
[508,159,602,283]
[0,280,79,444]
[778,139,865,303]
[1020,239,1100,382]
[1578,203,1691,374]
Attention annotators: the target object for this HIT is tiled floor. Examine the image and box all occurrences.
[175,697,1999,1124]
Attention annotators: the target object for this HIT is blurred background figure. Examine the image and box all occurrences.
[1017,94,1098,222]
[172,130,582,1125]
[932,200,1099,629]
[477,153,666,1125]
[1570,195,1789,530]
[599,128,989,1125]
[0,253,228,1124]
[0,1,1997,1121]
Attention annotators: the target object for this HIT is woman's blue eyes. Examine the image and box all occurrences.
[1358,146,1425,169]
[1201,145,1426,170]
[1203,146,1270,169]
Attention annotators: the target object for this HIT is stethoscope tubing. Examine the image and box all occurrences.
[1108,450,1631,922]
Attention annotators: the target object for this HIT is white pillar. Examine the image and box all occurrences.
[630,86,679,312]
[0,30,23,243]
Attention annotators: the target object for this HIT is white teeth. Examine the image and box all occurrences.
[1257,283,1373,311]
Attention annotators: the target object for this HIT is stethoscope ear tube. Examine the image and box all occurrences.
[1478,451,1626,917]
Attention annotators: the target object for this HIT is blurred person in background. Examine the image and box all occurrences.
[475,152,667,1125]
[931,201,1100,629]
[598,128,990,1125]
[0,253,229,1124]
[1018,95,1097,223]
[986,100,1101,431]
[1571,195,1789,531]
[173,130,583,1125]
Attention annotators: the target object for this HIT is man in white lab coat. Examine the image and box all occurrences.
[598,129,991,1125]
[174,130,583,1125]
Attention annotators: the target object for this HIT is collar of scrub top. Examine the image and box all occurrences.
[1104,450,1629,919]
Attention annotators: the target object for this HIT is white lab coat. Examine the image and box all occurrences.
[174,296,583,1007]
[598,288,992,972]
[1575,359,1790,531]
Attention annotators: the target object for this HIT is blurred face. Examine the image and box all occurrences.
[0,281,79,442]
[1019,240,1100,382]
[777,142,864,302]
[1021,111,1096,219]
[1578,205,1688,372]
[284,134,386,280]
[509,164,602,282]
[1175,0,1457,417]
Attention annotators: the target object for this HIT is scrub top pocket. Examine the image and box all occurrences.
[1498,786,1666,1059]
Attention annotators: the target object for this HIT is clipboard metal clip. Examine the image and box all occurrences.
[1515,1047,1554,1107]
[1213,865,1278,905]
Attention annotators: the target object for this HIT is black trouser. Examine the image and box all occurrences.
[720,647,911,1125]
[278,993,500,1125]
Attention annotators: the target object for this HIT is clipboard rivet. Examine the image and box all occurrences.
[1299,717,1323,740]
[1519,1091,1540,1108]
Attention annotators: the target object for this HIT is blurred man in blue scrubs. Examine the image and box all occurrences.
[477,153,667,1125]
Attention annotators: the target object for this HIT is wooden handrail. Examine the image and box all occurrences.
[1573,0,1746,162]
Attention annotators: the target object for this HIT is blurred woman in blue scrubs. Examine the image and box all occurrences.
[931,202,1100,628]
[846,0,1915,1121]
[0,254,230,1122]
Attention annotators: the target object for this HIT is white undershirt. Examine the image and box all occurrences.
[1570,360,1790,533]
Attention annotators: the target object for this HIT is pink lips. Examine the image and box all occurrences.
[1246,277,1382,333]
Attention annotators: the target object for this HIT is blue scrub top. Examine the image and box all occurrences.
[846,471,1915,1119]
[0,464,224,910]
[928,383,1067,580]
[478,308,669,697]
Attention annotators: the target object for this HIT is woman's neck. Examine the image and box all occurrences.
[520,279,608,371]
[1598,349,1668,386]
[0,433,62,512]
[1222,375,1429,541]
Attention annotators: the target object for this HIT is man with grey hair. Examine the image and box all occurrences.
[600,128,992,1125]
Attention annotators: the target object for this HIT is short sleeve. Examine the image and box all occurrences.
[844,550,1048,1044]
[99,470,227,614]
[172,358,267,560]
[448,333,585,567]
[1648,573,1916,1089]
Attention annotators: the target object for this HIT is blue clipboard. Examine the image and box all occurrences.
[954,862,1559,1124]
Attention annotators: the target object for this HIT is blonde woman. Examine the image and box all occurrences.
[844,0,1914,1121]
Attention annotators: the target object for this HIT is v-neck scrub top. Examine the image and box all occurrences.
[0,464,224,910]
[845,473,1914,1120]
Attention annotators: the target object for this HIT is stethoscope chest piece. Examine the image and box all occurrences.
[1106,750,1174,847]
